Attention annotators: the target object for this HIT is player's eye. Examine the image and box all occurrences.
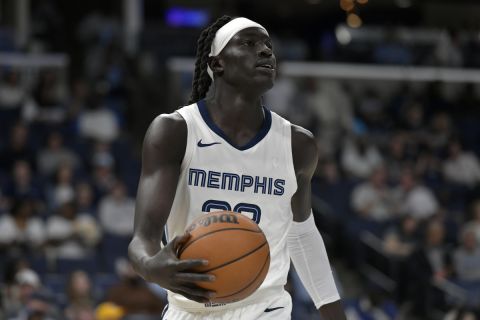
[242,40,255,46]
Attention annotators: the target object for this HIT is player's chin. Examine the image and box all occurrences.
[251,74,276,90]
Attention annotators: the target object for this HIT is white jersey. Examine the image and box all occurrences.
[165,100,297,312]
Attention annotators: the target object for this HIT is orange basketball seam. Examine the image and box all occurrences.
[215,253,270,300]
[178,228,263,257]
[201,241,268,273]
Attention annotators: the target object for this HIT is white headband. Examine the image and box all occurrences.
[207,17,268,79]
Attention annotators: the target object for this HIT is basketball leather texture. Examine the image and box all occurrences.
[178,211,270,304]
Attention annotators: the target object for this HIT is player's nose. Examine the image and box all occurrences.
[258,43,273,57]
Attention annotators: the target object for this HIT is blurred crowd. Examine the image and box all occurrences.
[1,2,480,319]
[0,6,159,319]
[264,77,480,319]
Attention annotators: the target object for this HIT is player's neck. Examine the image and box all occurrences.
[208,85,264,126]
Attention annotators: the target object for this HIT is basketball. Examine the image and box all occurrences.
[178,211,270,304]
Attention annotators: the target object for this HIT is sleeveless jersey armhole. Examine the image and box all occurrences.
[284,121,298,196]
[175,108,194,171]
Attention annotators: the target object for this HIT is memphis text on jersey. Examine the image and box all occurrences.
[188,168,285,196]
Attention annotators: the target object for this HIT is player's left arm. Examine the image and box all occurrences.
[289,125,346,320]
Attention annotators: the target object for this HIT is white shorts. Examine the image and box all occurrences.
[162,290,292,320]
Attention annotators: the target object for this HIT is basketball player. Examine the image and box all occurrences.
[129,16,346,319]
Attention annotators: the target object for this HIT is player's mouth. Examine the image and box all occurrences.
[256,64,274,70]
[255,60,276,72]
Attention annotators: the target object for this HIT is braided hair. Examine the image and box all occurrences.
[188,15,233,104]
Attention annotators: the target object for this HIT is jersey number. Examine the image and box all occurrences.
[202,200,261,224]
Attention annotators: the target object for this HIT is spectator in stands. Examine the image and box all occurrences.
[392,168,439,220]
[0,123,36,173]
[78,85,119,143]
[383,214,420,258]
[443,139,480,188]
[3,160,44,208]
[8,289,60,320]
[443,308,477,320]
[357,88,386,132]
[90,142,116,197]
[433,29,464,68]
[312,159,354,220]
[67,79,89,120]
[105,259,165,317]
[453,226,480,282]
[401,100,424,128]
[37,131,80,178]
[427,112,453,152]
[94,302,125,320]
[341,135,383,180]
[351,166,396,223]
[400,102,429,143]
[64,271,98,316]
[31,70,67,125]
[75,182,96,217]
[65,305,96,320]
[0,70,26,112]
[307,80,353,156]
[415,149,443,190]
[0,199,46,254]
[0,188,8,214]
[465,199,480,243]
[384,132,409,183]
[48,163,76,210]
[262,72,296,118]
[283,78,318,134]
[99,180,135,237]
[15,269,42,306]
[3,268,41,318]
[46,201,100,259]
[407,219,453,317]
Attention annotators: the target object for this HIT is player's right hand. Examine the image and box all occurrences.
[143,233,216,303]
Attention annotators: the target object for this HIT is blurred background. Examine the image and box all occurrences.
[1,0,480,319]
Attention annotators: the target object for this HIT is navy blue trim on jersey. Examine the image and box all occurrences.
[197,100,272,151]
[161,304,169,319]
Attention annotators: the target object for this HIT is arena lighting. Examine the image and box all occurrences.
[340,0,355,11]
[165,7,209,27]
[335,26,352,45]
[347,13,362,28]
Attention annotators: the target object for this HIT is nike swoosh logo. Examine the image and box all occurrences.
[197,139,221,147]
[264,306,284,312]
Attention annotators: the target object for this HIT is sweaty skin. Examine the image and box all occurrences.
[129,26,346,319]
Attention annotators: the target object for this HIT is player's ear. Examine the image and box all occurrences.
[208,56,224,77]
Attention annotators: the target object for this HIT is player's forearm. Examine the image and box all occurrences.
[319,300,347,320]
[287,214,343,309]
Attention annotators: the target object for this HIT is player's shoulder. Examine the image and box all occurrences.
[290,124,318,176]
[144,111,187,150]
[291,124,317,154]
[149,111,186,136]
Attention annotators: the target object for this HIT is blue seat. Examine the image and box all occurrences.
[94,273,119,295]
[100,233,131,272]
[43,273,67,294]
[28,255,49,275]
[55,256,98,275]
